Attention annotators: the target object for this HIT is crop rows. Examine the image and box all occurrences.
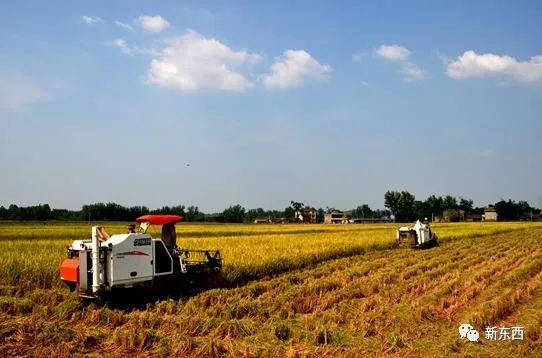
[1,224,541,356]
[0,221,539,290]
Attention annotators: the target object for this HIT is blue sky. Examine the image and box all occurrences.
[1,1,541,211]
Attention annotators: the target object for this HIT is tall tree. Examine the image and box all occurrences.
[316,208,325,223]
[352,204,373,218]
[443,195,458,210]
[384,190,416,222]
[222,204,246,223]
[290,201,304,212]
[425,195,444,217]
[458,197,474,213]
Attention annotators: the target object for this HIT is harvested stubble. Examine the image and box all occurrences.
[1,222,542,356]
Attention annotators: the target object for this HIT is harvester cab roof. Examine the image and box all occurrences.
[60,214,222,299]
[136,214,183,251]
[136,214,183,231]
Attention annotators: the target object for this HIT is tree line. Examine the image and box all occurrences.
[383,190,539,222]
[0,192,539,222]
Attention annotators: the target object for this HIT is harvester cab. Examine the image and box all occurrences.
[396,219,439,249]
[59,215,222,299]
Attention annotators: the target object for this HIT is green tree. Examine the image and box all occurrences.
[458,197,474,213]
[494,199,534,221]
[246,208,266,222]
[289,201,304,221]
[352,204,373,218]
[222,204,246,223]
[284,207,295,220]
[443,195,458,210]
[425,195,444,217]
[185,206,205,221]
[414,200,431,220]
[316,208,325,223]
[384,190,416,222]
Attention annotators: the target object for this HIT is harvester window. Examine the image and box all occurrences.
[154,240,172,274]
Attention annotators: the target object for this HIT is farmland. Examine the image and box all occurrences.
[1,221,542,356]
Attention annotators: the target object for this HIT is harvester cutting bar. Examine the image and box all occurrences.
[179,249,222,271]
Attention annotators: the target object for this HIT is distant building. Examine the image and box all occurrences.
[350,217,393,224]
[254,217,290,224]
[482,207,498,221]
[324,210,347,224]
[254,218,271,224]
[440,209,466,222]
[465,214,482,222]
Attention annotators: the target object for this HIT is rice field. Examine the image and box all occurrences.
[1,221,538,289]
[1,221,542,356]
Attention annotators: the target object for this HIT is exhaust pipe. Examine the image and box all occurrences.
[91,226,102,294]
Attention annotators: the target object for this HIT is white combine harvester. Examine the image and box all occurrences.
[396,219,439,249]
[59,215,222,299]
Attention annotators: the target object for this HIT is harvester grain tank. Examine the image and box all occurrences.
[59,215,222,298]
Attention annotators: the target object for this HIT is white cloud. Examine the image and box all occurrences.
[138,15,170,32]
[375,44,410,62]
[373,44,424,82]
[115,21,134,32]
[262,50,331,89]
[446,50,542,83]
[400,63,425,82]
[146,31,260,92]
[112,39,131,54]
[82,16,103,25]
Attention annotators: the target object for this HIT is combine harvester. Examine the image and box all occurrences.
[396,219,439,249]
[59,215,222,299]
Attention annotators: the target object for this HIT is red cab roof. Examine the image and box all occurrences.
[135,214,184,225]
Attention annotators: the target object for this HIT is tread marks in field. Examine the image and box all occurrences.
[399,237,515,299]
[433,251,532,320]
[461,254,542,327]
[238,230,535,319]
[431,240,542,321]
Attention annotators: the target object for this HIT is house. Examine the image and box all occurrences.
[440,209,466,222]
[482,207,498,221]
[254,218,271,224]
[465,213,482,222]
[324,210,347,224]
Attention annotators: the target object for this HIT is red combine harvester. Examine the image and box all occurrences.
[59,215,222,299]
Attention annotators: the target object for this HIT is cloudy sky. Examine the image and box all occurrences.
[1,1,541,211]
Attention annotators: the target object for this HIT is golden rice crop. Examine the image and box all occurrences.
[1,226,541,357]
[0,221,540,289]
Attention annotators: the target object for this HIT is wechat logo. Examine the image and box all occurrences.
[459,323,479,342]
